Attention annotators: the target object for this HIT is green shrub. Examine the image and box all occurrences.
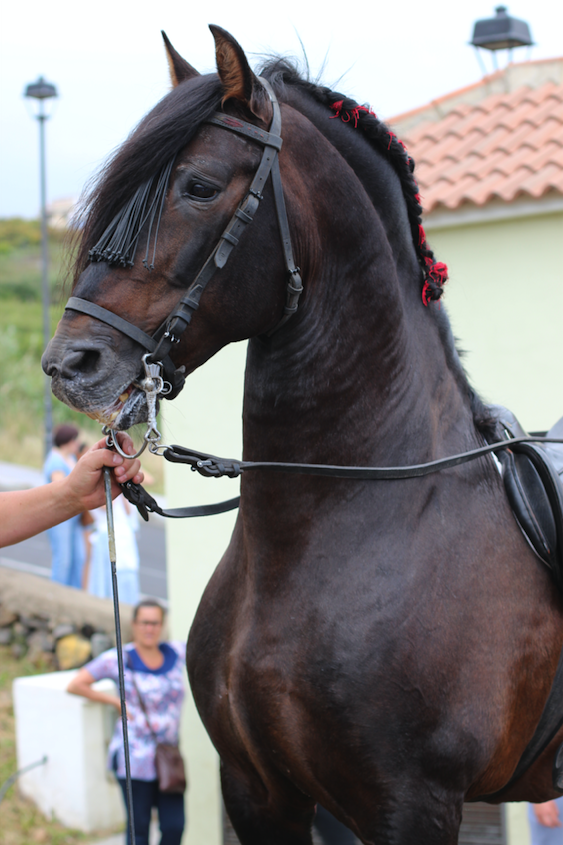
[0,218,42,251]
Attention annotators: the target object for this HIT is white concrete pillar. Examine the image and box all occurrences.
[163,341,247,845]
[506,803,531,845]
[13,670,125,832]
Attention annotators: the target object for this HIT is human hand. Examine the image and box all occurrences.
[533,801,562,828]
[64,434,144,512]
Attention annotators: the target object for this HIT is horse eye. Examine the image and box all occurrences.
[187,182,218,200]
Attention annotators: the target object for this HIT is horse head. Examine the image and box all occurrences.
[43,25,453,445]
[43,27,302,428]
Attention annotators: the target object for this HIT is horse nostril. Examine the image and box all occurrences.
[60,347,103,379]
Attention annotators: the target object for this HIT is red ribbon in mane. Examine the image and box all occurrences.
[330,102,448,306]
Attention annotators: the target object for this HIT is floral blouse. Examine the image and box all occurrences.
[85,640,186,781]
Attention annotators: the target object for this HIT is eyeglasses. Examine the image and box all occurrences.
[134,620,162,627]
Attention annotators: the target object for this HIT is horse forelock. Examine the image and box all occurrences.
[72,74,223,284]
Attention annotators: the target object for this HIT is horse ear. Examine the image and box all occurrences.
[161,31,200,87]
[209,25,272,123]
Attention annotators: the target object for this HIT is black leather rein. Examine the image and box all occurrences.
[121,435,563,522]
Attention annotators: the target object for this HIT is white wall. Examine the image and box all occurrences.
[163,340,248,845]
[13,670,124,832]
[506,803,531,845]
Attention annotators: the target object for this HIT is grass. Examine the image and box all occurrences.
[0,220,163,491]
[0,646,110,844]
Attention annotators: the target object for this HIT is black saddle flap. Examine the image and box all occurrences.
[500,446,558,563]
[499,440,563,592]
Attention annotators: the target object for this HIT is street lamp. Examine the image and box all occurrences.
[471,6,533,74]
[24,76,58,460]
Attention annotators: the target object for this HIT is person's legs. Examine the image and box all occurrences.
[69,517,85,589]
[118,778,158,845]
[528,801,563,845]
[49,521,72,585]
[117,569,140,605]
[155,789,185,845]
[88,535,112,597]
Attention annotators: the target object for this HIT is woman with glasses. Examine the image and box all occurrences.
[67,599,186,845]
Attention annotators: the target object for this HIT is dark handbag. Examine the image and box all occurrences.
[154,743,187,793]
[128,656,187,794]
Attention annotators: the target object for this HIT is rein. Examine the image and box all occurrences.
[119,435,563,522]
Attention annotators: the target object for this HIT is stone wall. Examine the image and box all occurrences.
[0,567,132,668]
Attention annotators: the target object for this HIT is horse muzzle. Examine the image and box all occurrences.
[42,336,150,430]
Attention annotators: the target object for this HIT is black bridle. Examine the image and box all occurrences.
[61,76,563,520]
[65,79,303,400]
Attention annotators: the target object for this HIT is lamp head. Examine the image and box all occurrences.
[24,76,58,119]
[471,6,533,52]
[25,76,58,100]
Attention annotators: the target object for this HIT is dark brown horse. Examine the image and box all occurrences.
[43,26,563,843]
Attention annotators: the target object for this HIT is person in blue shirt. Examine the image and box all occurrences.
[44,424,85,587]
[529,799,563,844]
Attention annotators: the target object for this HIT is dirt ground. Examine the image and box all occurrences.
[0,645,119,845]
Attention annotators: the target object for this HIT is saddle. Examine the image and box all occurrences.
[476,408,563,799]
[491,406,563,594]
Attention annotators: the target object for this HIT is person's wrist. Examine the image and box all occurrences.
[54,476,81,521]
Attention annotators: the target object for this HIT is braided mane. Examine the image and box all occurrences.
[259,60,448,306]
[259,60,496,438]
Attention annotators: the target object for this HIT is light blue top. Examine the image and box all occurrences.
[528,798,563,845]
[44,450,72,482]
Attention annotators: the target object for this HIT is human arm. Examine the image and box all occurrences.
[0,435,143,548]
[66,667,123,714]
[533,801,562,828]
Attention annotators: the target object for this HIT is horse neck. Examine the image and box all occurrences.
[242,137,477,470]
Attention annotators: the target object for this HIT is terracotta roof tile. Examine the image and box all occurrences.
[501,118,563,153]
[390,60,563,212]
[519,163,563,195]
[528,94,563,125]
[454,126,513,159]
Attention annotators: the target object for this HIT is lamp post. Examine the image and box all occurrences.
[471,6,533,74]
[24,76,58,460]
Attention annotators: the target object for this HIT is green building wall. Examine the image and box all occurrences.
[428,211,563,432]
[164,341,247,845]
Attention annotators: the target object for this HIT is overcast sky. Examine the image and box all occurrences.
[1,0,561,219]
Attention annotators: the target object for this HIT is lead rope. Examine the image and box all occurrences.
[103,467,137,845]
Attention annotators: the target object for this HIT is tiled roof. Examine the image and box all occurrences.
[389,58,563,213]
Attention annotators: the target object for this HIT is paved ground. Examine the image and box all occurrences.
[88,823,159,845]
[0,461,168,600]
